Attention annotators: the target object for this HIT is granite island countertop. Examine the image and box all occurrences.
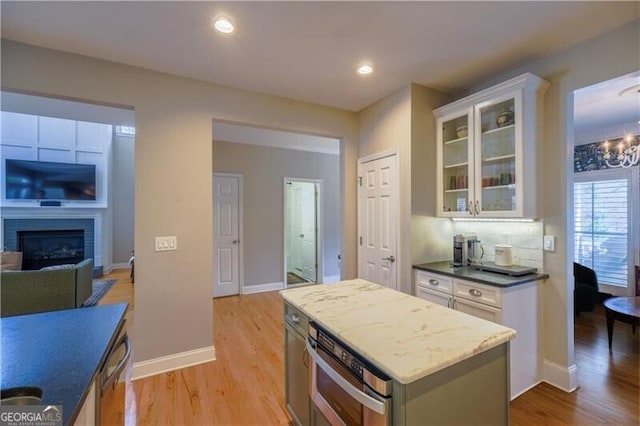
[414,261,549,287]
[280,279,515,385]
[1,303,128,425]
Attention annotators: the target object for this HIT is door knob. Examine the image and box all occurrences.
[300,234,304,238]
[232,240,239,244]
[382,255,395,263]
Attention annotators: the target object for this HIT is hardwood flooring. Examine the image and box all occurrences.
[99,270,638,425]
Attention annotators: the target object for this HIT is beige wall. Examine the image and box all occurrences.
[1,39,358,364]
[212,140,341,286]
[357,84,452,294]
[358,86,412,293]
[409,84,453,270]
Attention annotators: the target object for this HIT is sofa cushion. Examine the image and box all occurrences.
[0,251,23,271]
[1,268,76,317]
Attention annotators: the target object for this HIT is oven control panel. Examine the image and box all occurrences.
[318,329,365,378]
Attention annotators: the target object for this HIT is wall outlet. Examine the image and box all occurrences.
[155,236,177,251]
[543,235,555,252]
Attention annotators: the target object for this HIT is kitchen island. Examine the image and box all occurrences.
[281,279,516,425]
[1,303,128,425]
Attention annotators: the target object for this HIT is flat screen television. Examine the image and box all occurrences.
[5,159,96,201]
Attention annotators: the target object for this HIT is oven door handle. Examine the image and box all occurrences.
[306,341,386,415]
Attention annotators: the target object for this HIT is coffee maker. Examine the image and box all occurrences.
[453,234,480,266]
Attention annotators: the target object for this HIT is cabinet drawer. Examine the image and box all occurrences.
[415,270,453,294]
[454,279,502,308]
[416,286,452,308]
[284,303,308,336]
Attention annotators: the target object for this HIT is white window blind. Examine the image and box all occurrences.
[574,177,629,287]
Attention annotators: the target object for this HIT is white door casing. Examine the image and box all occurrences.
[213,173,243,297]
[358,152,398,290]
[299,182,317,281]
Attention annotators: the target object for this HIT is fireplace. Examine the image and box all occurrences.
[18,230,85,270]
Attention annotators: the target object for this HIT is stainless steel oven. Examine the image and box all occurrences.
[307,322,392,426]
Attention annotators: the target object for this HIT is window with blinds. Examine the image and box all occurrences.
[574,176,629,287]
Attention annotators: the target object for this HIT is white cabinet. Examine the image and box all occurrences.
[434,73,548,218]
[73,379,96,426]
[415,269,541,399]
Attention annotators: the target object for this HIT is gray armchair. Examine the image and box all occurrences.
[0,258,94,317]
[574,262,599,315]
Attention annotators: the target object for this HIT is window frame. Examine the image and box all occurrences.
[573,167,639,296]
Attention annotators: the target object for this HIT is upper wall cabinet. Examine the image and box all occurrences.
[434,73,549,218]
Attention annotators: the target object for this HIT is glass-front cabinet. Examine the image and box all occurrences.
[439,110,473,214]
[435,73,548,218]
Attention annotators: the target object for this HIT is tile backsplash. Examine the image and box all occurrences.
[453,221,544,270]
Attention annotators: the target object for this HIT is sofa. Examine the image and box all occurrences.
[0,258,94,317]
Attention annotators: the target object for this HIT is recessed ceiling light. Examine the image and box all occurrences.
[357,64,373,75]
[213,16,234,34]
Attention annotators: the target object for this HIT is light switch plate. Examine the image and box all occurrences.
[543,235,555,252]
[155,236,177,251]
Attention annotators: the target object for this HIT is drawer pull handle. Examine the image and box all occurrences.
[469,289,482,297]
[291,313,300,323]
[429,279,439,286]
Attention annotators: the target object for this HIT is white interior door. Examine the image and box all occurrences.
[358,153,398,289]
[213,174,242,297]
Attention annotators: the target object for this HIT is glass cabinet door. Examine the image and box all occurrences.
[441,113,472,215]
[476,97,518,214]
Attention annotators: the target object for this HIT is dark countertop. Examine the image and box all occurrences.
[414,261,548,287]
[1,303,128,425]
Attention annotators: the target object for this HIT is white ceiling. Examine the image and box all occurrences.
[1,1,638,112]
[1,1,638,148]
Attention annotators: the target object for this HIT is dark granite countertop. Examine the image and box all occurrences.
[414,261,548,287]
[1,303,128,425]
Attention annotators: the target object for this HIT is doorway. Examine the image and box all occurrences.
[284,178,322,286]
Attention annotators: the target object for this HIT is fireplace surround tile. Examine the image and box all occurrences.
[4,219,94,266]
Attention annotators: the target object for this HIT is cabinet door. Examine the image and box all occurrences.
[454,297,502,323]
[285,327,310,426]
[73,380,96,426]
[437,109,474,217]
[416,286,452,308]
[474,92,522,217]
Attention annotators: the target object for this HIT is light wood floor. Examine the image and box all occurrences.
[100,270,639,425]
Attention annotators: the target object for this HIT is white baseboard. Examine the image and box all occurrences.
[511,380,543,400]
[322,274,341,284]
[132,345,216,380]
[111,263,132,270]
[242,281,284,294]
[542,359,578,392]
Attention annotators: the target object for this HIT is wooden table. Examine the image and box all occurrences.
[604,296,640,349]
